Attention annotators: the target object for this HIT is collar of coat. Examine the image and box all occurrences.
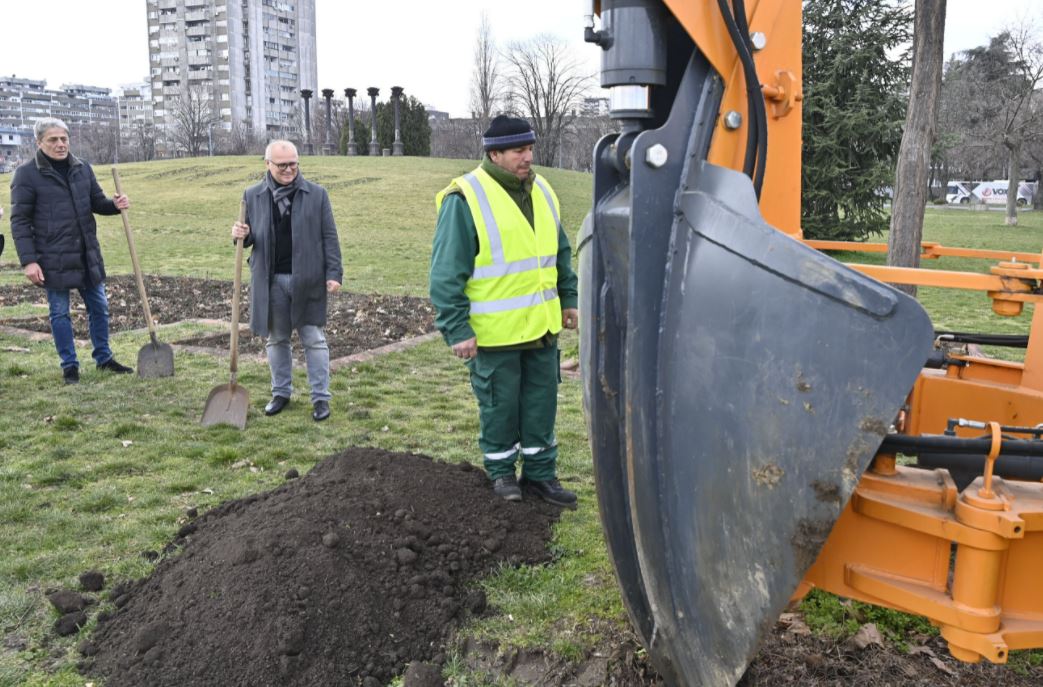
[481,156,534,195]
[35,149,84,173]
[247,173,316,199]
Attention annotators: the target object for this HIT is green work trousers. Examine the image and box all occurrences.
[465,341,560,481]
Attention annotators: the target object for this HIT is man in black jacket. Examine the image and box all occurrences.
[10,118,134,384]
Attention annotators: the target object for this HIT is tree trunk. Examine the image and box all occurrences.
[1004,138,1021,226]
[887,0,947,296]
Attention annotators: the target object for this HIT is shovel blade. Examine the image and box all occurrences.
[137,341,175,378]
[200,383,250,429]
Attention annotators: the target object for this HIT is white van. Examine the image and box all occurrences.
[972,180,1034,207]
[945,181,975,204]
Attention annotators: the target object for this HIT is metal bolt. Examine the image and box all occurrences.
[645,143,669,168]
[723,111,743,130]
[750,32,767,51]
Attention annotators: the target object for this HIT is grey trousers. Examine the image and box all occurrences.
[267,273,331,403]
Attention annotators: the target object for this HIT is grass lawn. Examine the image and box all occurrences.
[1,159,1042,685]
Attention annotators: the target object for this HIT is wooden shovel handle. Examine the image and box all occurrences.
[229,200,246,379]
[112,167,158,341]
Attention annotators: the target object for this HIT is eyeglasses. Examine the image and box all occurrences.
[267,160,299,171]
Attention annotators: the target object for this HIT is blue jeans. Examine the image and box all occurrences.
[46,282,113,370]
[267,273,331,403]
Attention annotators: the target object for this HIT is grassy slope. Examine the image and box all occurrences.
[2,159,1042,685]
[0,156,592,296]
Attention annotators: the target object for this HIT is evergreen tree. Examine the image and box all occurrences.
[338,97,431,156]
[339,115,371,155]
[802,0,912,240]
[375,96,432,156]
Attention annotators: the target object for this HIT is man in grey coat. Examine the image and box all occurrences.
[231,140,343,421]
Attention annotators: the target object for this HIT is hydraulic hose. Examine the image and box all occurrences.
[715,0,768,198]
[935,331,1029,348]
[880,433,1043,457]
[731,0,768,196]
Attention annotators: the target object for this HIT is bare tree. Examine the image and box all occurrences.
[132,121,158,161]
[71,122,119,165]
[558,115,615,172]
[502,34,592,167]
[227,120,259,155]
[431,117,483,159]
[887,0,947,296]
[470,11,502,157]
[942,28,1043,224]
[998,25,1043,225]
[171,87,219,157]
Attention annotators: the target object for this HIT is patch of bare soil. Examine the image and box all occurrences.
[0,275,435,359]
[442,610,1043,687]
[737,613,1043,686]
[82,447,564,686]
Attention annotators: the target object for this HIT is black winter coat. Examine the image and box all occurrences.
[10,151,119,290]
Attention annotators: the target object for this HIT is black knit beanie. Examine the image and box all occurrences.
[482,115,536,152]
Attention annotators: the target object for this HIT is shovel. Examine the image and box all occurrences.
[201,201,250,429]
[112,167,175,378]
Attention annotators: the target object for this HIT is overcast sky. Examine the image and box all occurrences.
[2,0,1040,118]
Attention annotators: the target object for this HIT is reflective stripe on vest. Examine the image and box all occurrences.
[472,255,557,280]
[459,172,505,265]
[470,288,559,315]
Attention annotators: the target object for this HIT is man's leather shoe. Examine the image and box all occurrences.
[63,366,80,385]
[492,475,522,501]
[264,395,290,416]
[97,358,133,374]
[520,477,578,509]
[312,400,330,422]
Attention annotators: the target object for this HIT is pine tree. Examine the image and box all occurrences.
[802,0,912,240]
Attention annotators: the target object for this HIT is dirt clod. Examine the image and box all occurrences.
[54,611,87,637]
[79,570,105,592]
[47,590,87,615]
[402,661,444,687]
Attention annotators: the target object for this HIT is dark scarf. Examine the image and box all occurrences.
[265,171,301,219]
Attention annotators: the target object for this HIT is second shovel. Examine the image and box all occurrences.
[112,167,174,378]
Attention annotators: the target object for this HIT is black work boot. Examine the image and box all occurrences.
[97,358,133,374]
[491,474,522,502]
[63,366,80,385]
[520,477,577,509]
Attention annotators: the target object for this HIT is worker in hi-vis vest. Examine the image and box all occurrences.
[430,115,579,508]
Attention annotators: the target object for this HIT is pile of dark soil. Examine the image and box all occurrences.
[83,447,563,686]
[0,275,435,359]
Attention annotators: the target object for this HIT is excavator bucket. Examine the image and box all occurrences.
[579,15,935,685]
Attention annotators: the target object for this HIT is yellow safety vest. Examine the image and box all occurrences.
[435,167,563,346]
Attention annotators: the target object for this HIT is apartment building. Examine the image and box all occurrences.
[118,81,155,132]
[146,0,317,138]
[0,76,118,131]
